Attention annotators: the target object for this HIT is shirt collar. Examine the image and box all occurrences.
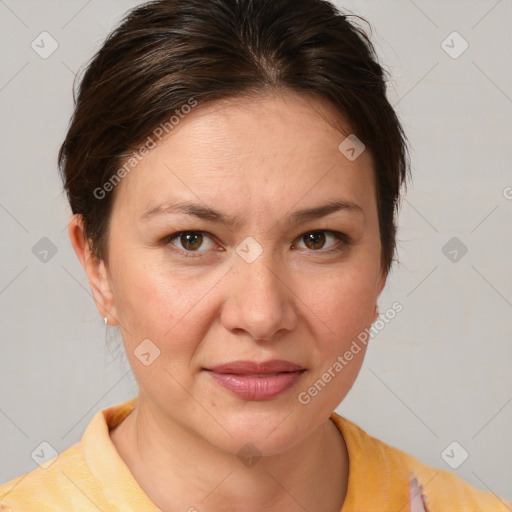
[81,397,160,511]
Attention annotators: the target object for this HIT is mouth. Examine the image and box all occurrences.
[203,360,306,401]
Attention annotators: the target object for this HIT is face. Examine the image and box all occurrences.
[80,92,386,455]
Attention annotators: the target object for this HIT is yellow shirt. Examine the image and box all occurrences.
[0,398,509,511]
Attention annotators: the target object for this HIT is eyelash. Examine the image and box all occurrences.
[162,230,351,258]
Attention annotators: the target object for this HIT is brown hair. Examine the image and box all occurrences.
[59,0,409,274]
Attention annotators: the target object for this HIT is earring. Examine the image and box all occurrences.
[104,316,108,326]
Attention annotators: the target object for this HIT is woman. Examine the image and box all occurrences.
[0,0,509,510]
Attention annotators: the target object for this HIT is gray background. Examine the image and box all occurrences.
[1,0,511,503]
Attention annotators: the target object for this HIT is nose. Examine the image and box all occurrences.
[220,252,299,342]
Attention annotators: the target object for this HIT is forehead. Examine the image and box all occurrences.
[111,92,376,220]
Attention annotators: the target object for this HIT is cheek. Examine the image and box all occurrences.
[112,264,174,331]
[108,249,180,341]
[111,265,202,396]
[294,270,375,411]
[109,251,220,360]
[296,265,379,349]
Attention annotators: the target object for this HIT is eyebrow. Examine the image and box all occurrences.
[140,198,364,225]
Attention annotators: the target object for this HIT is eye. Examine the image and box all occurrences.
[163,229,350,258]
[294,230,350,253]
[164,231,217,256]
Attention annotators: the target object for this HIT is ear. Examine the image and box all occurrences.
[67,214,118,325]
[371,266,388,324]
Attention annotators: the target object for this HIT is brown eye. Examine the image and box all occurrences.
[303,231,327,250]
[165,231,216,255]
[179,232,203,251]
[295,230,350,253]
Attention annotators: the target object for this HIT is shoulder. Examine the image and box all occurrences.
[330,413,511,511]
[0,399,140,511]
[0,442,107,511]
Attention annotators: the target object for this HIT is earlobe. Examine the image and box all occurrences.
[372,268,387,323]
[377,267,387,295]
[67,214,118,325]
[372,304,379,324]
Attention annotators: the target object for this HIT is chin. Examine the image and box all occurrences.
[210,426,304,460]
[196,403,316,458]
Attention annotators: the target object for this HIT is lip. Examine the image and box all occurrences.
[207,360,304,374]
[204,360,306,400]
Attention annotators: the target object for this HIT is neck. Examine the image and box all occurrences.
[110,395,349,512]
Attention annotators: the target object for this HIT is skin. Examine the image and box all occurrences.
[69,91,387,512]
